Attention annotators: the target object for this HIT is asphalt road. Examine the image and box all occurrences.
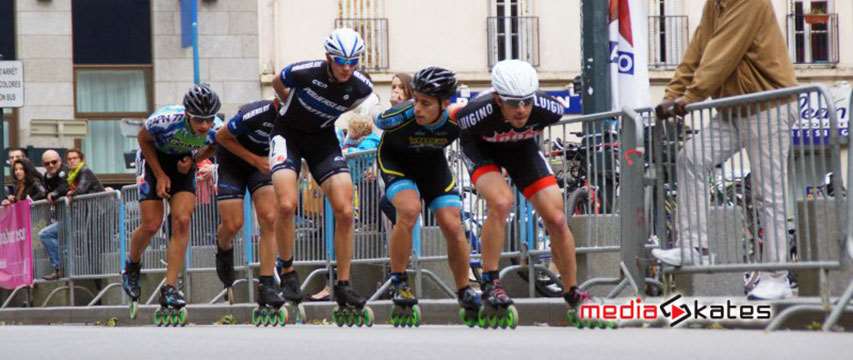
[0,324,850,360]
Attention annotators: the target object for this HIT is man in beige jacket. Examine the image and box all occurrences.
[652,0,798,300]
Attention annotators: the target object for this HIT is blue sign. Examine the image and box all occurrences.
[451,90,582,114]
[792,91,850,146]
[180,0,195,48]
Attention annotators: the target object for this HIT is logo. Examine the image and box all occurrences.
[578,294,773,327]
[483,127,540,143]
[610,42,635,75]
[312,79,328,89]
[343,94,350,101]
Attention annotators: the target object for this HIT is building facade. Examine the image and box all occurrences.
[2,0,850,182]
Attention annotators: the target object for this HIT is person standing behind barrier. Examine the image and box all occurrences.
[652,0,797,300]
[455,60,591,326]
[376,67,476,326]
[2,159,45,206]
[269,28,375,323]
[122,84,220,321]
[214,98,301,315]
[64,149,105,199]
[39,150,68,281]
[378,73,415,226]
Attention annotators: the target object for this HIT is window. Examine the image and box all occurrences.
[647,0,688,68]
[336,0,389,72]
[72,0,152,175]
[488,0,539,68]
[787,0,839,65]
[0,0,14,61]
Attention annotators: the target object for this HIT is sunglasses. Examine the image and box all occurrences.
[43,160,59,166]
[189,116,215,124]
[499,95,535,108]
[331,55,360,66]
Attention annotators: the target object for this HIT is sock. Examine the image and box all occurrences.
[390,272,407,286]
[481,271,499,284]
[259,275,276,287]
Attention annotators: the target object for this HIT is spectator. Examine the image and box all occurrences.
[389,73,413,107]
[2,158,46,206]
[341,114,380,155]
[39,150,68,280]
[380,73,415,226]
[7,147,27,164]
[651,0,797,300]
[65,149,105,199]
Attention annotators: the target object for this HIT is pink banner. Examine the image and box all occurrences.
[0,200,33,289]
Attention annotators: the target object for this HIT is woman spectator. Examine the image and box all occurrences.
[65,149,105,198]
[2,158,46,206]
[390,73,414,106]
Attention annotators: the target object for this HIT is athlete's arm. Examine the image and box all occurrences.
[272,75,291,105]
[216,126,269,174]
[137,127,166,179]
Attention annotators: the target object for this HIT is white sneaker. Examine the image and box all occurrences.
[747,272,793,300]
[651,247,715,266]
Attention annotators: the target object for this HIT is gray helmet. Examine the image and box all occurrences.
[183,83,221,118]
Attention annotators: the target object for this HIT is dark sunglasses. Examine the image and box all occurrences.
[332,55,360,66]
[43,160,59,166]
[499,95,535,108]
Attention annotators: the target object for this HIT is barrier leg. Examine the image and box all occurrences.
[87,282,123,306]
[1,285,32,309]
[823,278,853,331]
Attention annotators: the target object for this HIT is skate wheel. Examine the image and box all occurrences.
[332,307,344,327]
[477,308,487,329]
[489,314,499,329]
[177,308,188,327]
[390,312,400,327]
[129,301,138,320]
[153,310,163,326]
[252,309,262,327]
[507,305,518,330]
[277,308,288,327]
[412,305,421,328]
[362,307,374,327]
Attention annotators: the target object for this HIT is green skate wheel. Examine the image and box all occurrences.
[129,302,138,320]
[363,307,375,327]
[490,314,499,329]
[153,310,163,326]
[346,310,354,327]
[508,306,518,330]
[167,312,177,326]
[390,312,400,327]
[478,308,487,329]
[252,309,261,327]
[332,308,343,327]
[354,310,364,327]
[177,308,188,327]
[457,308,466,324]
[412,305,421,327]
[277,308,288,327]
[498,315,507,329]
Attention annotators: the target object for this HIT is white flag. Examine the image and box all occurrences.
[609,0,650,110]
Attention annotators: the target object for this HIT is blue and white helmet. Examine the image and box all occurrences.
[323,28,366,58]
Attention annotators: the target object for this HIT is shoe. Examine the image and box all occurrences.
[651,247,715,266]
[42,268,62,281]
[308,285,332,302]
[747,272,793,300]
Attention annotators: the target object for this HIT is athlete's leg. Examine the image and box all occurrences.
[271,170,299,273]
[388,184,420,273]
[129,200,165,262]
[528,184,577,291]
[473,171,514,273]
[252,185,279,277]
[320,172,355,281]
[164,191,197,286]
[434,206,471,290]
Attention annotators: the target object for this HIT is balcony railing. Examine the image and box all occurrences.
[786,13,839,65]
[648,15,688,69]
[487,16,540,68]
[334,18,390,72]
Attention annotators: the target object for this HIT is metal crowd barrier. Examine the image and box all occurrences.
[60,191,124,306]
[120,184,173,305]
[647,85,850,330]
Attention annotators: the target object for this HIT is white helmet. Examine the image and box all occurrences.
[490,60,539,99]
[324,28,366,58]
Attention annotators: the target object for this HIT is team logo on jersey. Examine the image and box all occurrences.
[482,127,540,142]
[343,94,350,101]
[312,79,328,89]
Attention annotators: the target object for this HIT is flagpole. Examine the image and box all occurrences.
[192,0,200,84]
[581,0,612,115]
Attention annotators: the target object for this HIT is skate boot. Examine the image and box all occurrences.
[388,273,420,328]
[215,247,235,304]
[252,276,288,327]
[457,286,481,328]
[564,286,616,329]
[153,284,188,327]
[332,281,374,327]
[278,258,306,324]
[480,279,518,329]
[122,261,142,320]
